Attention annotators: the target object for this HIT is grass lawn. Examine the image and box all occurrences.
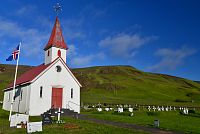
[83,110,200,134]
[0,107,147,134]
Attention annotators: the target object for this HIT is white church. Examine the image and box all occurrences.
[3,16,82,116]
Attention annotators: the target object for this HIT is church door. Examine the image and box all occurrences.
[51,88,63,108]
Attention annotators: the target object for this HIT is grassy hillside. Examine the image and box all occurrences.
[1,64,200,106]
[0,64,33,99]
[73,66,200,106]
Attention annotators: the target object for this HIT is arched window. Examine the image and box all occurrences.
[57,50,61,57]
[8,93,10,101]
[40,86,43,98]
[47,50,50,56]
[71,88,73,99]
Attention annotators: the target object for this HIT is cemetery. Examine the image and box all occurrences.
[80,103,200,133]
[0,102,200,133]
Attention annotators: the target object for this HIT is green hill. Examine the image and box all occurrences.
[1,64,200,106]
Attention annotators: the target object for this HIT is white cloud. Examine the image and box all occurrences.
[149,47,197,72]
[15,5,36,16]
[70,52,105,66]
[99,33,157,58]
[66,44,105,67]
[62,18,86,40]
[0,18,48,59]
[67,44,77,57]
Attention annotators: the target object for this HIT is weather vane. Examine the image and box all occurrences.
[54,3,62,16]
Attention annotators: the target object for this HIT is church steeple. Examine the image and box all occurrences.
[44,16,68,50]
[44,16,68,65]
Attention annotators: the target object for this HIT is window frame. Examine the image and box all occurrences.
[40,86,43,98]
[20,90,23,101]
[71,88,73,99]
[57,50,61,57]
[47,50,50,57]
[8,92,10,101]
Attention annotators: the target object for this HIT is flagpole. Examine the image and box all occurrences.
[9,42,21,121]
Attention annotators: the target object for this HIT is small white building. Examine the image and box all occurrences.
[2,16,82,116]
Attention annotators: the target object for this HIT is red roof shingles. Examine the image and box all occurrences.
[7,63,50,89]
[44,16,68,50]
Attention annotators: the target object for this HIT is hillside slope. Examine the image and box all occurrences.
[0,64,33,99]
[73,66,200,106]
[0,64,200,106]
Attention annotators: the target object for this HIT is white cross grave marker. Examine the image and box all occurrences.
[161,106,164,111]
[55,108,64,123]
[173,107,176,111]
[157,106,161,111]
[148,106,151,111]
[153,106,156,112]
[169,106,172,111]
[165,106,169,111]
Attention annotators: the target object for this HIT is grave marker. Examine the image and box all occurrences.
[41,113,52,125]
[153,106,156,112]
[157,106,161,111]
[97,108,102,112]
[148,106,151,111]
[183,108,188,114]
[174,107,176,111]
[169,106,172,111]
[118,108,123,113]
[105,108,109,111]
[165,106,169,111]
[161,106,164,111]
[129,108,133,112]
[55,108,64,123]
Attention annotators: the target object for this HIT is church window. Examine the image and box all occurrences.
[8,93,10,101]
[57,50,61,57]
[56,65,62,72]
[47,50,50,56]
[20,90,23,101]
[40,86,43,98]
[71,88,73,99]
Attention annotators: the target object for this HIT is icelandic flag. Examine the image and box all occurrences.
[6,45,20,61]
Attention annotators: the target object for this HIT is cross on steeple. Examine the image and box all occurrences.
[53,3,62,16]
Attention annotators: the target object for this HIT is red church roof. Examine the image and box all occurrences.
[6,57,82,90]
[44,16,68,50]
[7,63,51,89]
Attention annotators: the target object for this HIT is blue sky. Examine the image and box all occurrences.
[0,0,200,81]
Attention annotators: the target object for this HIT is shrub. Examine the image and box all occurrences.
[91,111,104,114]
[179,111,184,115]
[112,111,131,116]
[188,109,195,114]
[133,108,139,111]
[123,108,128,111]
[146,112,159,116]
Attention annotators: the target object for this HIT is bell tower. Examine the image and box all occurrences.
[44,16,68,65]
